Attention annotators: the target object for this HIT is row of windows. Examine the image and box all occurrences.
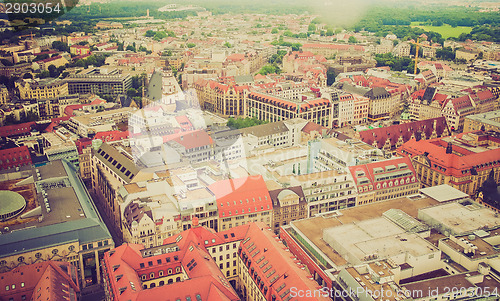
[140,267,181,280]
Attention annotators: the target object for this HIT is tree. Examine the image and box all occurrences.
[348,36,357,43]
[224,42,232,48]
[327,69,336,86]
[258,64,280,75]
[308,23,316,32]
[145,30,155,37]
[271,28,278,34]
[186,43,196,48]
[153,31,167,41]
[126,45,136,52]
[52,41,69,52]
[48,65,59,78]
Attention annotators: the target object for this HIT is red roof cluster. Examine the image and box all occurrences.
[0,261,79,301]
[397,132,500,180]
[101,226,249,301]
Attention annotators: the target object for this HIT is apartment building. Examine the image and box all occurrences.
[15,78,68,100]
[0,84,9,104]
[349,156,420,205]
[256,81,310,101]
[0,145,32,170]
[268,186,307,233]
[313,136,384,173]
[464,109,500,132]
[246,92,332,127]
[92,141,140,237]
[194,78,249,117]
[289,170,357,217]
[101,229,240,301]
[237,222,331,301]
[239,118,307,151]
[365,87,400,121]
[208,175,273,232]
[0,261,79,301]
[441,89,497,131]
[397,130,500,196]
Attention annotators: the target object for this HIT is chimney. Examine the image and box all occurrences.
[446,142,453,154]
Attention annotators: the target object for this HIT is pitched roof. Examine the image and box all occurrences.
[349,157,418,191]
[0,261,80,301]
[359,117,449,149]
[239,223,331,300]
[171,130,214,150]
[103,226,245,301]
[208,175,272,218]
[397,132,500,179]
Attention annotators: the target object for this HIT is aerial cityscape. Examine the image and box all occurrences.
[0,0,499,300]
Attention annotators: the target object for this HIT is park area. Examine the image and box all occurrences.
[410,22,472,39]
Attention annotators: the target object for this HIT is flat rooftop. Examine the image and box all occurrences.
[440,231,500,259]
[419,184,469,202]
[0,160,112,258]
[402,273,476,298]
[418,201,500,235]
[291,195,439,266]
[324,217,437,264]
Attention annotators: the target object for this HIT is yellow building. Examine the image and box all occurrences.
[464,109,500,133]
[0,84,9,104]
[16,78,68,100]
[246,92,333,127]
[398,131,500,196]
[194,79,249,117]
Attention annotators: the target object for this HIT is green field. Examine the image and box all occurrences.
[410,22,472,39]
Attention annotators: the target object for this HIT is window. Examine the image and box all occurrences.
[140,263,145,268]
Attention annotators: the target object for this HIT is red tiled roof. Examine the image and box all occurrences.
[226,53,245,62]
[103,227,243,301]
[208,175,272,218]
[171,130,214,150]
[0,122,36,137]
[0,261,79,301]
[397,132,500,178]
[239,223,331,300]
[175,115,193,131]
[64,104,85,116]
[359,117,449,149]
[94,130,129,142]
[349,157,418,191]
